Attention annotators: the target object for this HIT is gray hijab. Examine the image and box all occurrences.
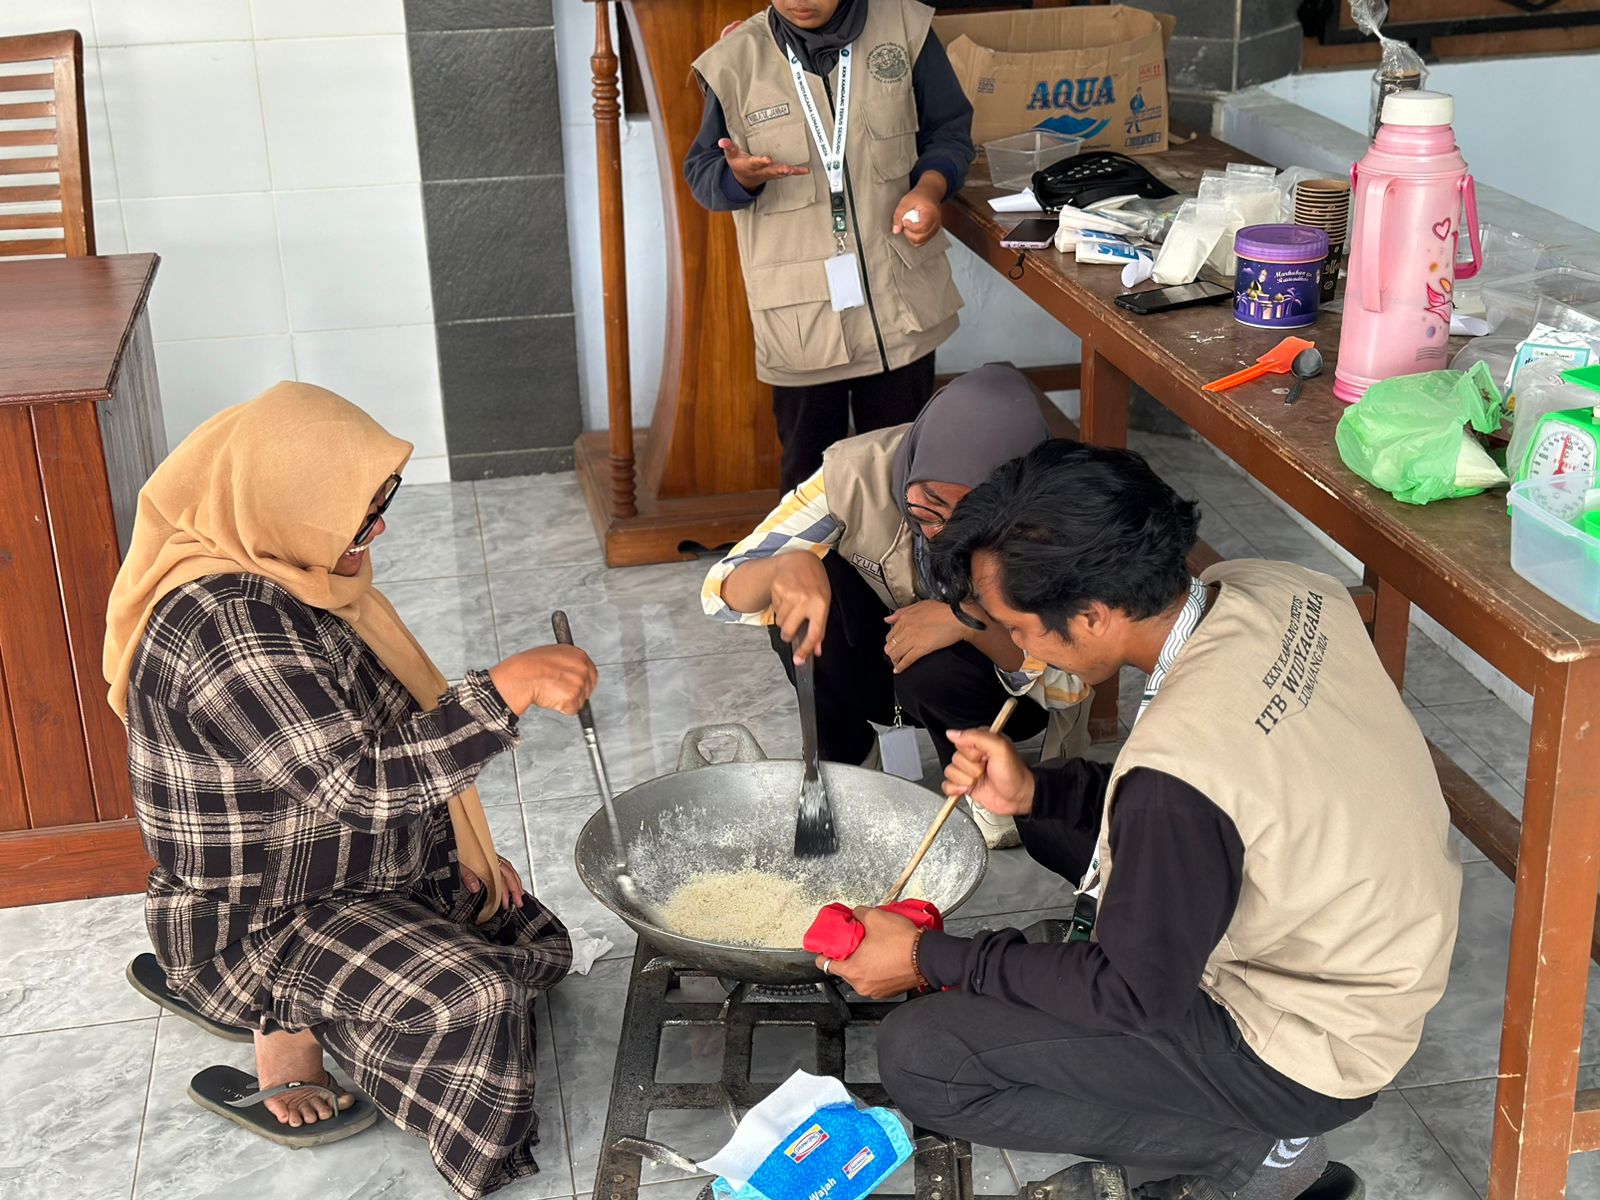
[891,363,1051,524]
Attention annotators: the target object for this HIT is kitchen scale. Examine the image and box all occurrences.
[1513,364,1600,519]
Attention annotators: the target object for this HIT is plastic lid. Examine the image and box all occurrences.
[1382,90,1454,127]
[1234,223,1330,262]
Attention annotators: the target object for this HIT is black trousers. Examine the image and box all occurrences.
[876,814,1376,1192]
[773,352,937,492]
[769,551,1048,767]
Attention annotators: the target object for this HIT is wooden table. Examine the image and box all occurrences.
[0,253,165,909]
[944,135,1600,1199]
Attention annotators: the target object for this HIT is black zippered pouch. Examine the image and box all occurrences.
[1031,152,1177,211]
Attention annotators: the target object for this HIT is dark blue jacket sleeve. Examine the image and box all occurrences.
[911,31,975,194]
[683,87,763,212]
[917,768,1245,1033]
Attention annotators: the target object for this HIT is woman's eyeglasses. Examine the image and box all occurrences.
[353,474,402,547]
[905,500,949,533]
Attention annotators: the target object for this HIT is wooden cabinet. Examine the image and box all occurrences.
[0,254,164,907]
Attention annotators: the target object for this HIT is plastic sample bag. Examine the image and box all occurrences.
[700,1072,913,1200]
[1335,361,1508,504]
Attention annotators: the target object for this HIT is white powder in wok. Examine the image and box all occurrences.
[658,868,930,949]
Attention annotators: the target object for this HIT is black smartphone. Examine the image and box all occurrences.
[999,218,1059,249]
[1115,281,1233,314]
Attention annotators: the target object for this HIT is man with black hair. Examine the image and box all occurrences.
[817,440,1461,1200]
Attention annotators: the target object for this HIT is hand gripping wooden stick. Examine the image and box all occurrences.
[882,697,1019,905]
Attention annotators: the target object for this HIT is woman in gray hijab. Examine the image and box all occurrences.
[702,364,1093,848]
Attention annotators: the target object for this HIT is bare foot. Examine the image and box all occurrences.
[253,1029,354,1127]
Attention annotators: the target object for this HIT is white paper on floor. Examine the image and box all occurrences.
[567,927,613,974]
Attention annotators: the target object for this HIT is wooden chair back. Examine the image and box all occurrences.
[0,30,94,258]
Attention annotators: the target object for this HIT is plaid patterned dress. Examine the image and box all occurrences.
[126,574,572,1199]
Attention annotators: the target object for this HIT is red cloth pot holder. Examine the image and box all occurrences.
[802,900,944,960]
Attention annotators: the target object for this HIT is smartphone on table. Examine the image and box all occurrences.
[999,218,1059,250]
[1114,281,1232,315]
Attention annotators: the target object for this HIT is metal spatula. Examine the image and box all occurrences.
[551,610,657,921]
[792,623,838,858]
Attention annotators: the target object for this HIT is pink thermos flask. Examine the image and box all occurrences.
[1334,91,1483,403]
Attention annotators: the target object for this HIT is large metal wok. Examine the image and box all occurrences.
[574,724,989,984]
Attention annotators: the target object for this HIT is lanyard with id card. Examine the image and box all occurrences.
[786,43,863,312]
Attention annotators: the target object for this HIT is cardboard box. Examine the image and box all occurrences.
[934,6,1176,157]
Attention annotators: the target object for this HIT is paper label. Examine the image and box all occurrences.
[825,254,865,311]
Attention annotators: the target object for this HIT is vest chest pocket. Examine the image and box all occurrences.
[884,227,960,333]
[744,116,820,214]
[864,93,918,183]
[744,259,852,376]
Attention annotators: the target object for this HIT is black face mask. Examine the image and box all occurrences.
[768,0,867,77]
[915,547,989,631]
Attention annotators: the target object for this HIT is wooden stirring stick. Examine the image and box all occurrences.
[882,697,1019,905]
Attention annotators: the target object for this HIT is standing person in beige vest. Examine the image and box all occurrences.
[702,365,1092,848]
[684,0,975,491]
[820,441,1461,1200]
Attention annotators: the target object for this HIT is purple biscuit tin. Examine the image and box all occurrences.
[1233,224,1329,330]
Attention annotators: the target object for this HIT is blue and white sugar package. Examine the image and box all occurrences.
[700,1072,913,1200]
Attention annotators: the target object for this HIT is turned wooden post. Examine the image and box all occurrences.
[592,0,637,518]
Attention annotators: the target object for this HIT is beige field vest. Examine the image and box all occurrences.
[693,0,963,387]
[821,425,1092,757]
[1094,560,1461,1099]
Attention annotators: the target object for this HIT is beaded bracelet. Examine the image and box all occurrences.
[909,928,930,992]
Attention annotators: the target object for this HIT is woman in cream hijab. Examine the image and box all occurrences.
[106,382,596,1197]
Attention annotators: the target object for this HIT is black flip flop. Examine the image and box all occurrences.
[126,954,254,1043]
[188,1064,378,1149]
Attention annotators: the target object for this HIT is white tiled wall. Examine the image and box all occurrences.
[0,0,450,483]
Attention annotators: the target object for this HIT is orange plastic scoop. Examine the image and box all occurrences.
[1203,337,1316,393]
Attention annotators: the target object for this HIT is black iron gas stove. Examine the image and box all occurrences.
[591,940,999,1200]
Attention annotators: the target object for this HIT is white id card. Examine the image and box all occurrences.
[878,724,923,781]
[825,253,865,312]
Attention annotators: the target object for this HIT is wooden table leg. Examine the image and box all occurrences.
[1079,339,1130,449]
[1081,340,1131,742]
[1362,565,1410,691]
[1489,657,1600,1200]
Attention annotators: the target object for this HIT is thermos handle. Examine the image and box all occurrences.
[1358,175,1391,315]
[1456,174,1483,283]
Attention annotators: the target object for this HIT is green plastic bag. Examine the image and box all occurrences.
[1335,361,1507,505]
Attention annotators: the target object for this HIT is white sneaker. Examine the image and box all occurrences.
[968,799,1021,849]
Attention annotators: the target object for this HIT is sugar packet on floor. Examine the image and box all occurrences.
[699,1071,912,1200]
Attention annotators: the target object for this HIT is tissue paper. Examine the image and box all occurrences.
[566,927,613,976]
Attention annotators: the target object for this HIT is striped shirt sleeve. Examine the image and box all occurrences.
[702,469,842,626]
[1000,656,1094,711]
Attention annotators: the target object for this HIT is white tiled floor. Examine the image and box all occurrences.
[0,432,1560,1199]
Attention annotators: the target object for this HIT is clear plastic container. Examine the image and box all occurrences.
[984,130,1084,191]
[1507,470,1600,622]
[1483,267,1600,334]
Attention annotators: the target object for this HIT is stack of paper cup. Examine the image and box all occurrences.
[1293,179,1353,305]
